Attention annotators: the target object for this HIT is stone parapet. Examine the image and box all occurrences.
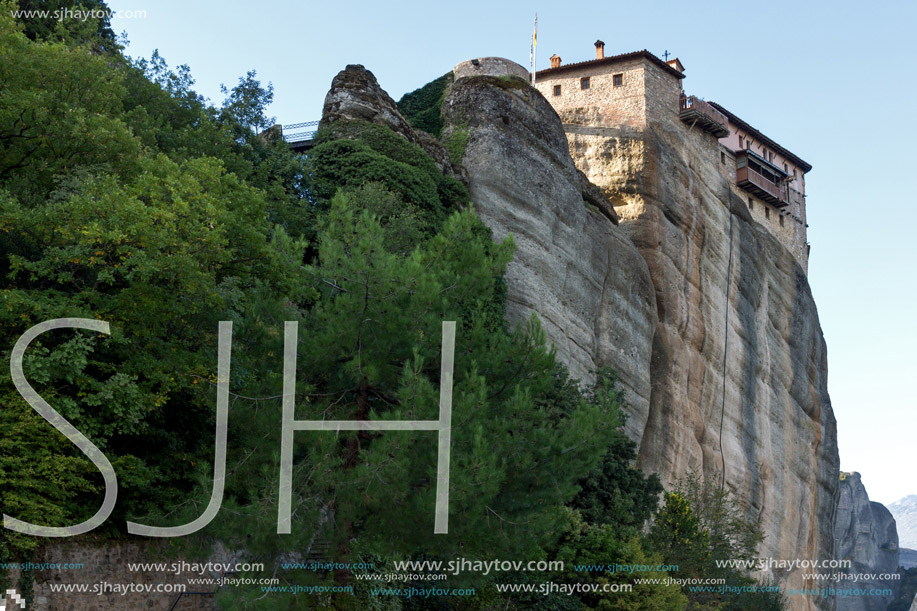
[453,57,529,81]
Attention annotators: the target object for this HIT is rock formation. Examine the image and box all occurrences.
[889,495,917,549]
[900,548,917,569]
[321,64,465,182]
[442,61,839,610]
[319,60,840,611]
[834,472,900,611]
[440,73,657,440]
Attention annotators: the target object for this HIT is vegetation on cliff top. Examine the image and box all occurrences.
[396,72,453,138]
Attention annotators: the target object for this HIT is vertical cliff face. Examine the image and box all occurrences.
[317,61,840,611]
[562,113,840,580]
[834,472,900,611]
[563,111,838,609]
[440,74,658,441]
[442,65,839,610]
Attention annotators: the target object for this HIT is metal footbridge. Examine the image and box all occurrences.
[281,120,319,152]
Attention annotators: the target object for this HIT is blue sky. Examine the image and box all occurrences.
[108,0,917,505]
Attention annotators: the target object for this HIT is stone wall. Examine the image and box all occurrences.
[453,57,529,81]
[742,189,808,271]
[534,57,649,129]
[537,51,810,272]
[642,60,682,129]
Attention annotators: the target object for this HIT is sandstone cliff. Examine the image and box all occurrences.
[441,63,839,610]
[528,81,839,608]
[319,61,839,611]
[439,70,658,441]
[834,472,900,611]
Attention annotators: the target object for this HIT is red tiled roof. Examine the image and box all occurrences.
[534,49,686,80]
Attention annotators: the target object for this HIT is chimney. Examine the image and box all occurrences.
[595,40,605,59]
[550,54,561,69]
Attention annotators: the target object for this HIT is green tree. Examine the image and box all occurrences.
[13,0,118,53]
[304,120,468,231]
[0,7,140,207]
[396,72,453,138]
[555,517,687,611]
[888,567,917,611]
[570,374,662,532]
[647,475,787,611]
[220,69,275,134]
[647,492,711,579]
[673,473,763,578]
[207,187,622,609]
[0,4,308,562]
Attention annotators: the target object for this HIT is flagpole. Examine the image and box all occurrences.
[531,13,537,86]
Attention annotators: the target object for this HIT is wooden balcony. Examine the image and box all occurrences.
[735,150,788,207]
[736,167,786,205]
[679,95,730,138]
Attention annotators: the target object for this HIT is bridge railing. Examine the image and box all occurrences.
[282,120,320,144]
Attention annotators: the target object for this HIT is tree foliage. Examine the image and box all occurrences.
[306,120,468,228]
[648,474,787,611]
[888,567,917,611]
[396,72,453,138]
[0,2,307,561]
[14,0,117,53]
[570,375,662,531]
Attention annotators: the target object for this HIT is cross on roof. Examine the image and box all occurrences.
[662,50,671,61]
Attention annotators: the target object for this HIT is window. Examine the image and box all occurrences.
[721,152,726,164]
[553,85,561,96]
[784,163,789,172]
[581,77,590,90]
[748,198,754,210]
[613,73,623,87]
[765,207,770,219]
[739,135,744,149]
[769,151,775,162]
[779,215,785,227]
